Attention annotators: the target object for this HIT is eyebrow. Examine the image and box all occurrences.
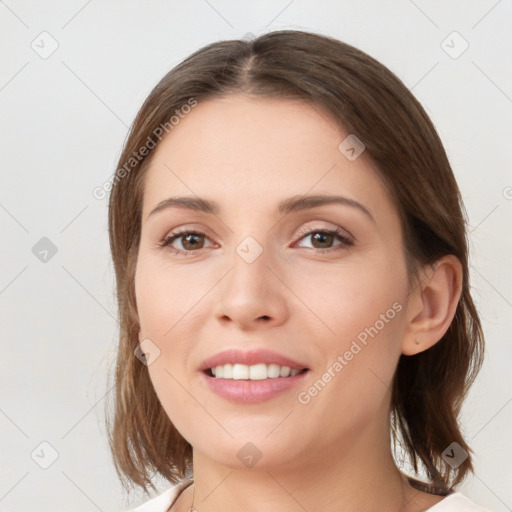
[147,194,375,223]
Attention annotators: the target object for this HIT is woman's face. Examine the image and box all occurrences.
[135,94,412,470]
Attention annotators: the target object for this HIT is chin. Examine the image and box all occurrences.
[192,433,309,471]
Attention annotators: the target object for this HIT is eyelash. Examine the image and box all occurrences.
[159,226,354,256]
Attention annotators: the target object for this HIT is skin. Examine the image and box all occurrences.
[134,94,462,512]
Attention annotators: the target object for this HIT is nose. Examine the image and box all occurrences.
[213,240,289,330]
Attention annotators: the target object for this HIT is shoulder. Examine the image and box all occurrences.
[123,478,193,512]
[425,492,493,511]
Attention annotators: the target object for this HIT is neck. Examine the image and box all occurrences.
[185,419,416,512]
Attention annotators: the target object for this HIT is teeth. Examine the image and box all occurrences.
[210,363,304,380]
[267,363,281,378]
[233,363,249,380]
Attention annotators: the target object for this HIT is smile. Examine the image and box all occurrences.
[207,363,306,380]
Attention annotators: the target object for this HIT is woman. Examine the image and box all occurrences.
[106,30,489,511]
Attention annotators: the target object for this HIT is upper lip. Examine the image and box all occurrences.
[199,348,309,372]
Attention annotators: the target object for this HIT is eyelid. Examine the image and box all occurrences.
[295,222,353,240]
[163,220,352,241]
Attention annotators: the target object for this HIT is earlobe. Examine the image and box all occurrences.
[402,255,463,356]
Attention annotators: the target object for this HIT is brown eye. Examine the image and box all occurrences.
[309,232,335,249]
[295,228,354,253]
[179,233,205,250]
[161,231,210,254]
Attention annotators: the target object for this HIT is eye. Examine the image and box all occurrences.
[294,227,354,253]
[160,230,214,255]
[159,226,354,256]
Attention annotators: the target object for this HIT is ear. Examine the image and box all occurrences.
[401,255,463,356]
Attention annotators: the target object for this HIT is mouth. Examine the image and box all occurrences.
[204,363,309,380]
[199,348,311,404]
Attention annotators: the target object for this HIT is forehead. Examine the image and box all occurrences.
[140,94,393,221]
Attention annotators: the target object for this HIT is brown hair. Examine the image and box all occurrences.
[105,29,484,496]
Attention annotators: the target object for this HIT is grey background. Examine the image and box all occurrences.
[1,0,511,511]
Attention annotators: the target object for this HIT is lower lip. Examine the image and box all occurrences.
[201,370,310,404]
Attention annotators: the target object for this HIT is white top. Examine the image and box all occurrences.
[125,478,492,512]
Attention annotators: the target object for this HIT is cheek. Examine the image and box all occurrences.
[135,256,206,339]
[146,360,199,443]
[295,255,407,404]
[135,258,210,434]
[293,252,407,344]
